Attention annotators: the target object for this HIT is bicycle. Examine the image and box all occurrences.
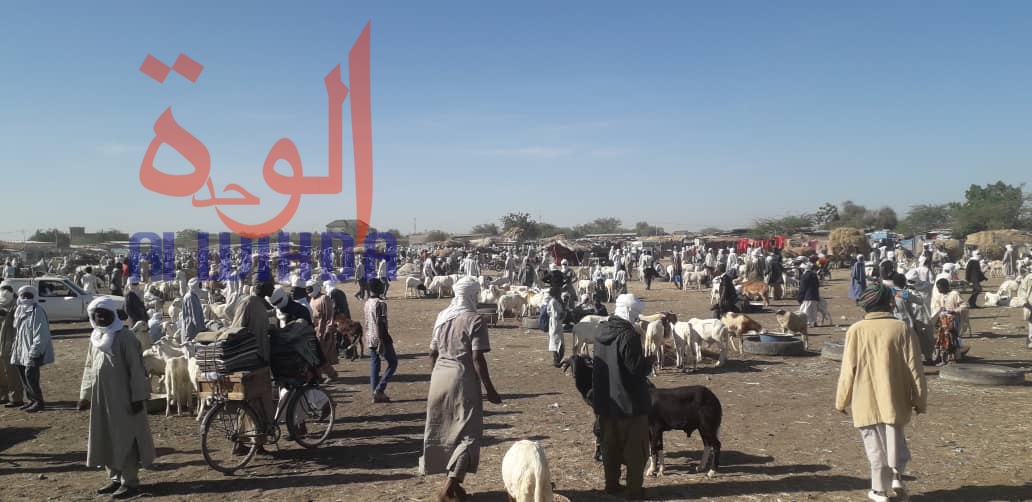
[200,376,336,474]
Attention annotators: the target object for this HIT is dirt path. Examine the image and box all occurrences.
[2,275,1031,501]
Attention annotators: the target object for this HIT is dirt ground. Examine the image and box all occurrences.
[2,273,1031,502]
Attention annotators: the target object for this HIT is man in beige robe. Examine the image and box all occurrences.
[0,285,24,406]
[83,297,156,499]
[308,280,339,380]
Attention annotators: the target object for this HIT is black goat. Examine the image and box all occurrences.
[564,354,723,477]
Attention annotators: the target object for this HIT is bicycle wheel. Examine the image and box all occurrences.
[286,387,335,448]
[201,401,260,474]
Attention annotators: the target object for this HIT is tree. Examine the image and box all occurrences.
[833,200,869,229]
[634,221,665,236]
[751,214,812,237]
[898,204,954,236]
[424,230,450,242]
[952,181,1027,236]
[471,223,500,236]
[573,217,626,236]
[499,212,538,240]
[30,228,70,247]
[813,202,840,228]
[872,206,898,230]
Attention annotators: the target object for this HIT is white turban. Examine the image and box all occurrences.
[88,296,124,354]
[187,277,200,292]
[306,279,322,296]
[434,277,480,331]
[14,285,39,325]
[322,280,336,294]
[614,293,643,323]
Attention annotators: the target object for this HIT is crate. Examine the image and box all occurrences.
[197,367,272,402]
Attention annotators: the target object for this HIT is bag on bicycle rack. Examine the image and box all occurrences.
[269,320,323,379]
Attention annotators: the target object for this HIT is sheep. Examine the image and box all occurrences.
[403,276,426,299]
[775,310,808,349]
[501,440,554,502]
[564,355,722,478]
[426,275,455,298]
[576,279,594,299]
[481,284,506,305]
[497,293,526,325]
[720,312,762,356]
[603,278,617,302]
[520,289,544,318]
[997,279,1020,298]
[164,355,192,416]
[571,314,608,357]
[983,292,1007,307]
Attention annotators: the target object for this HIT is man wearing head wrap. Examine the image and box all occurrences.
[423,254,437,284]
[0,284,25,407]
[10,286,54,413]
[308,279,339,381]
[837,283,927,502]
[179,278,205,343]
[420,277,501,501]
[893,272,934,363]
[1002,244,1017,279]
[124,277,148,327]
[269,286,313,327]
[850,255,866,301]
[325,279,351,320]
[964,251,986,308]
[545,287,566,368]
[712,268,740,319]
[1019,271,1032,349]
[593,293,652,500]
[797,261,822,327]
[81,297,156,499]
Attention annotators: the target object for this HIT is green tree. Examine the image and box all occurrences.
[30,228,70,247]
[813,202,840,228]
[751,214,813,237]
[952,181,1027,236]
[833,200,869,229]
[872,206,898,230]
[634,221,666,236]
[471,223,500,236]
[499,212,538,240]
[897,204,953,236]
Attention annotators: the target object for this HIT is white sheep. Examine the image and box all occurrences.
[502,440,554,502]
[497,293,526,325]
[675,318,730,370]
[426,275,455,298]
[403,276,425,299]
[775,310,809,349]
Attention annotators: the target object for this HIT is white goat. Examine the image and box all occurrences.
[502,440,554,502]
[497,293,526,325]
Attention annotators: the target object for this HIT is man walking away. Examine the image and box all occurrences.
[365,279,397,403]
[11,286,54,413]
[836,284,927,502]
[593,294,654,500]
[81,267,100,294]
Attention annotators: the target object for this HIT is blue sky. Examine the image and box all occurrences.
[2,1,1030,239]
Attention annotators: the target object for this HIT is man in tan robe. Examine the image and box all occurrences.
[308,279,339,380]
[82,297,156,499]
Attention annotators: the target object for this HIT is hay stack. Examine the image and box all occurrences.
[965,230,1032,260]
[828,227,870,257]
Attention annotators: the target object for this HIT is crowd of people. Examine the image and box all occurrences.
[0,237,1030,501]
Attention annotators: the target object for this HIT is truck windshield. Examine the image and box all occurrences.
[64,280,87,296]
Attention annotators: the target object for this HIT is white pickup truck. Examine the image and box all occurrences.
[1,275,121,322]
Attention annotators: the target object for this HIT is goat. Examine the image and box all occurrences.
[164,355,192,416]
[564,355,722,477]
[738,280,771,308]
[639,312,677,374]
[720,312,762,355]
[501,440,554,502]
[775,310,808,349]
[571,314,608,357]
[674,318,730,370]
